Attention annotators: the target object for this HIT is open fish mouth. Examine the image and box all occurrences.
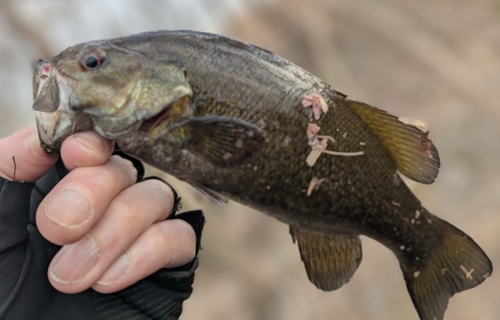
[36,106,141,152]
[138,104,173,132]
[33,69,159,150]
[36,94,187,152]
[136,95,192,134]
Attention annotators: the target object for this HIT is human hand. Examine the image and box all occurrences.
[0,127,196,294]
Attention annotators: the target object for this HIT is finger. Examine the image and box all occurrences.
[60,131,114,170]
[47,179,175,293]
[36,155,137,245]
[0,127,58,182]
[93,219,196,293]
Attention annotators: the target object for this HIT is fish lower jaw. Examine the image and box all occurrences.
[138,95,193,133]
[94,122,142,140]
[138,103,173,132]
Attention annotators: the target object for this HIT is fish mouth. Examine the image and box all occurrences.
[36,110,73,152]
[35,68,192,150]
[91,120,139,140]
[34,66,86,152]
[138,104,173,132]
[36,110,93,153]
[137,95,191,133]
[89,102,174,140]
[36,100,174,151]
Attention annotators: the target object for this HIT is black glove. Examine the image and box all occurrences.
[0,152,204,320]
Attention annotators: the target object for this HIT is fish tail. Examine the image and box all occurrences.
[399,218,492,320]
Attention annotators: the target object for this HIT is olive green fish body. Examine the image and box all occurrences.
[33,31,492,320]
[115,32,431,254]
[120,85,433,262]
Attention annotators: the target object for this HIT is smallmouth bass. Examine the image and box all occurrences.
[32,30,492,320]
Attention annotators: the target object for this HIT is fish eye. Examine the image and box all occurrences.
[80,52,105,70]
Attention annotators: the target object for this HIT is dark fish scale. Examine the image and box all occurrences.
[33,30,492,320]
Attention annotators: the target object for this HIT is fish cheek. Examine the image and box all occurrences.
[136,57,193,118]
[69,48,144,111]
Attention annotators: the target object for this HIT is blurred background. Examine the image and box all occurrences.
[1,0,499,319]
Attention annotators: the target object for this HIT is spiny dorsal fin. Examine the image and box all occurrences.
[290,227,362,291]
[347,100,440,184]
[171,116,266,167]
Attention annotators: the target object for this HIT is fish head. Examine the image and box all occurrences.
[33,40,192,152]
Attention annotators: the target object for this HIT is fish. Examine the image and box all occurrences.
[32,30,492,320]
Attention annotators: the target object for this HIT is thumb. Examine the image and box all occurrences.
[0,127,59,182]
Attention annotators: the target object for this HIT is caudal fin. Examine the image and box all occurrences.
[400,219,492,320]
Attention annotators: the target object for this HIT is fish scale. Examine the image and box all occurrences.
[32,30,491,320]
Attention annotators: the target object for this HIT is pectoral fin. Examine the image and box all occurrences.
[347,100,440,184]
[171,116,266,166]
[290,227,362,291]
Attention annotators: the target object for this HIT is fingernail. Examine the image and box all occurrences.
[44,189,90,228]
[97,252,131,285]
[74,131,109,155]
[50,235,100,284]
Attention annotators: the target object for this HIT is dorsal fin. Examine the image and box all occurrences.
[347,100,440,184]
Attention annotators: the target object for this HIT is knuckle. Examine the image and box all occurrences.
[136,180,174,216]
[154,222,175,244]
[108,196,142,225]
[152,224,177,267]
[145,179,173,198]
[108,155,138,182]
[142,179,175,202]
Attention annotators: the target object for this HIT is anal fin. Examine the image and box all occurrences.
[290,227,362,291]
